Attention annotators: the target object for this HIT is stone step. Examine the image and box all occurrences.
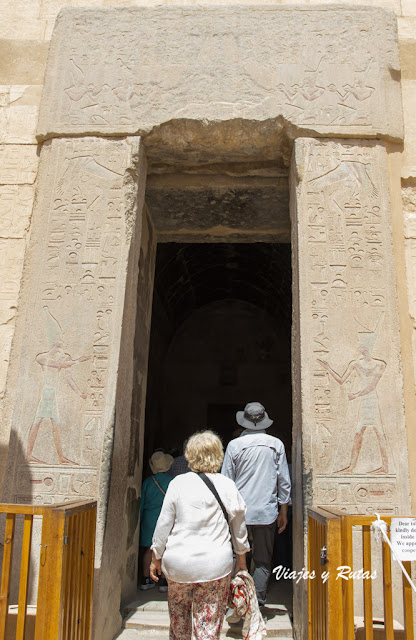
[117,629,293,640]
[122,599,293,638]
[116,631,294,640]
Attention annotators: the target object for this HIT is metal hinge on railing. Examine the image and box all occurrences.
[320,546,327,566]
[63,536,70,545]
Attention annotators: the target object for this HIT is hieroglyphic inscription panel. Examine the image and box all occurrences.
[38,6,402,139]
[291,138,410,515]
[1,136,145,507]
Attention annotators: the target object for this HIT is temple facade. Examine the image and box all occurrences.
[0,1,416,638]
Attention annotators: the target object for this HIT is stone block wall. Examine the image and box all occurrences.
[0,3,415,638]
[0,0,415,418]
[0,0,415,533]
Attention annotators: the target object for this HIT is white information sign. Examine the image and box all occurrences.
[391,518,416,561]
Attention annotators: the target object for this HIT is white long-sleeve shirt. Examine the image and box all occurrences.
[151,472,250,583]
[221,429,291,525]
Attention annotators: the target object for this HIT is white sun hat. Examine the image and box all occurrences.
[149,451,174,474]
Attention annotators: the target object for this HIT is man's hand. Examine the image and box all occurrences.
[317,359,329,370]
[277,503,289,534]
[149,551,162,582]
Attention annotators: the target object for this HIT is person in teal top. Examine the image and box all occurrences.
[140,451,173,591]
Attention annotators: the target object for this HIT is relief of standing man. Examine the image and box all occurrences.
[26,306,90,465]
[317,314,389,474]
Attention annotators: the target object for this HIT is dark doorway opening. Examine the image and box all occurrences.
[138,240,294,610]
[142,241,292,466]
[207,404,243,445]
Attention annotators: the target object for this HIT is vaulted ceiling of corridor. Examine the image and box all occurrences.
[153,243,292,332]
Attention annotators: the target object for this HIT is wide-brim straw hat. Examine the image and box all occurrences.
[150,451,174,474]
[236,402,273,431]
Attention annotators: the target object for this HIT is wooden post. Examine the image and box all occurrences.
[308,515,313,640]
[382,536,394,640]
[85,507,96,640]
[58,502,96,640]
[326,515,342,640]
[362,525,374,640]
[35,508,66,640]
[402,561,414,640]
[0,514,16,640]
[16,514,33,640]
[340,516,354,640]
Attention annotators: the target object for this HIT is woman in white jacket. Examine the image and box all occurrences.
[150,430,250,640]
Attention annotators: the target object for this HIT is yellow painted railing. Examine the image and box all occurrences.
[309,508,415,640]
[0,500,96,640]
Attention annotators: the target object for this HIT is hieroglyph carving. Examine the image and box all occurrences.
[0,184,34,238]
[0,86,40,144]
[0,145,38,184]
[2,136,145,505]
[291,138,410,515]
[38,6,402,139]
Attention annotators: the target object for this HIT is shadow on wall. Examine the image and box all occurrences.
[0,434,36,639]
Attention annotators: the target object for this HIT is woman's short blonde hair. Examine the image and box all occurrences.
[185,430,224,473]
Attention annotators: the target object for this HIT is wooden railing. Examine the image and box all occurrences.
[308,508,415,640]
[0,500,96,640]
[308,508,343,640]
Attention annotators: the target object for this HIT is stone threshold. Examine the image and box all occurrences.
[121,597,293,638]
[115,631,294,640]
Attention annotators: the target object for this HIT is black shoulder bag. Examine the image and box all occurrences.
[196,472,229,525]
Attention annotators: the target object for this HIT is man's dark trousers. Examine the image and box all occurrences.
[247,522,276,606]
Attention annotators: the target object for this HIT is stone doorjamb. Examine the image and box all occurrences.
[290,138,410,637]
[0,136,150,639]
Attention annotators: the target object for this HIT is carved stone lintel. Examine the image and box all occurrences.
[38,6,403,144]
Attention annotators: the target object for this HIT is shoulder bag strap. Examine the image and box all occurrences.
[196,472,229,524]
[151,475,166,495]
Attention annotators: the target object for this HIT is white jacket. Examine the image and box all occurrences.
[151,472,250,583]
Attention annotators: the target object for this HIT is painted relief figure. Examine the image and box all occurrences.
[26,306,89,465]
[308,159,378,199]
[317,314,389,474]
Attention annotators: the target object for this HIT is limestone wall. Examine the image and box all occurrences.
[0,3,415,638]
[0,1,414,499]
[0,0,415,490]
[0,0,415,406]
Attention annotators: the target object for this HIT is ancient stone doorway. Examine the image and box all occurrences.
[137,239,293,619]
[0,6,410,639]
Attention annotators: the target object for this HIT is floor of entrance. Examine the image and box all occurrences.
[116,579,293,639]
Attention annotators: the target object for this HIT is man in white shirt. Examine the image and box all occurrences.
[222,402,291,607]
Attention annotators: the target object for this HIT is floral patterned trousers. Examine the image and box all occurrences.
[167,573,231,640]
